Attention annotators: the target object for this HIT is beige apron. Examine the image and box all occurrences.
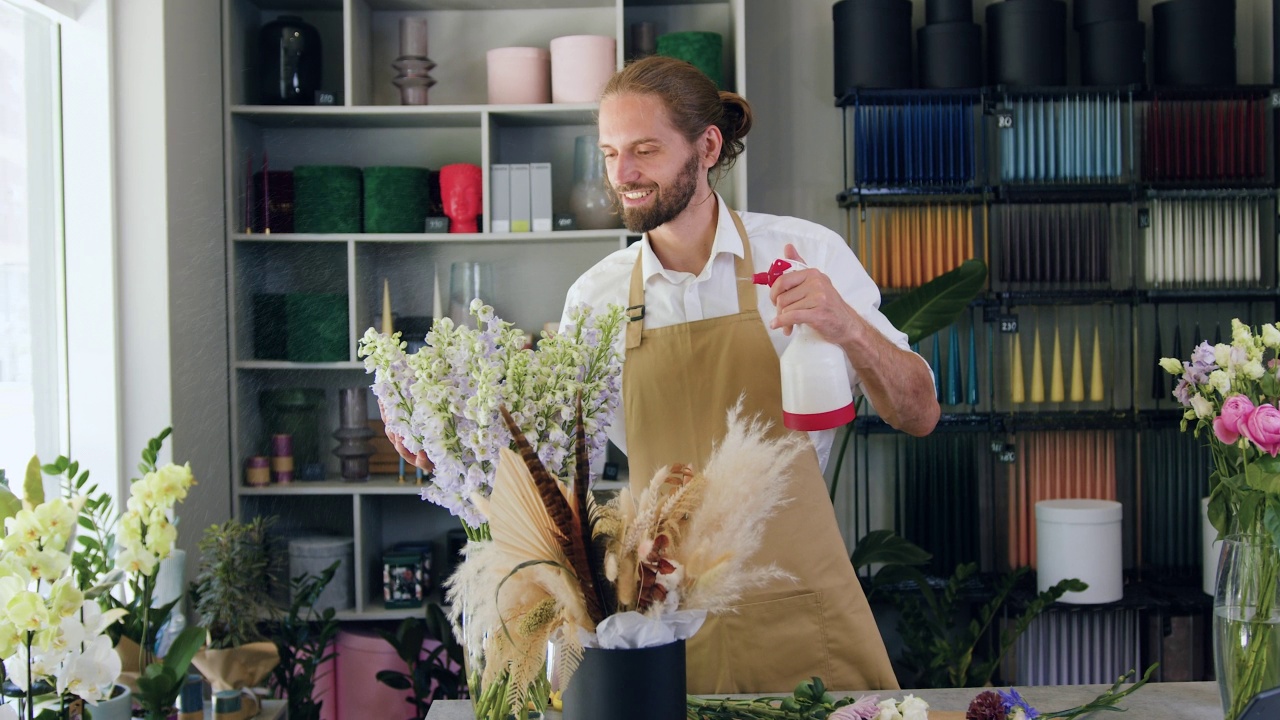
[621,210,899,694]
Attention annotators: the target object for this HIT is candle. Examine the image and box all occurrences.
[382,278,394,334]
[1069,326,1085,403]
[432,265,443,320]
[1049,323,1064,403]
[1011,334,1025,404]
[1090,326,1105,403]
[1030,326,1045,403]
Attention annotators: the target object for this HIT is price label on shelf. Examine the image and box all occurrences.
[1137,208,1150,229]
[997,445,1017,464]
[996,112,1014,129]
[998,315,1019,334]
[990,440,1005,454]
[1271,89,1280,110]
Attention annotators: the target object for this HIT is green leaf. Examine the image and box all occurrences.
[850,529,933,569]
[376,670,413,690]
[880,259,988,345]
[1247,459,1280,494]
[0,483,20,529]
[163,624,207,676]
[24,455,44,505]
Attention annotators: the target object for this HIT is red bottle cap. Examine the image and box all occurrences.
[751,258,795,287]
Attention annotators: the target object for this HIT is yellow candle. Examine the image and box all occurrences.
[1069,327,1085,402]
[1011,334,1025,404]
[1090,326,1105,402]
[1050,324,1065,402]
[1030,327,1045,403]
[381,278,393,334]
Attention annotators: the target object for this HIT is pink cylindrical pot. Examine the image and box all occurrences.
[486,46,551,104]
[550,35,617,103]
[311,645,337,720]
[335,628,408,720]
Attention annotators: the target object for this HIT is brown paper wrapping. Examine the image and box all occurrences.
[113,636,144,696]
[191,641,280,692]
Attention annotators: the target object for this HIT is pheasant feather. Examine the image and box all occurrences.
[499,405,606,624]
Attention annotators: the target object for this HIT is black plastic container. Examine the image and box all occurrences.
[562,640,686,720]
[833,0,914,96]
[919,23,983,89]
[987,0,1067,87]
[259,15,322,105]
[1153,0,1236,86]
[1073,0,1138,29]
[1080,20,1146,86]
[926,0,972,24]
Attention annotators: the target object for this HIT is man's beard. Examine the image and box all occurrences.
[613,152,701,234]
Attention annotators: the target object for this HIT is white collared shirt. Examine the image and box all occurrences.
[561,194,921,470]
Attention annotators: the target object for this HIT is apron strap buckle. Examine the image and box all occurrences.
[626,304,646,322]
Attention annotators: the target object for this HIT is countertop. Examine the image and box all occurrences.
[425,681,1220,719]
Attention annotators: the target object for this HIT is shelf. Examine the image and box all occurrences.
[238,476,429,495]
[235,360,362,370]
[1142,288,1279,303]
[232,230,631,244]
[993,289,1136,306]
[230,103,597,128]
[363,0,613,10]
[994,184,1138,203]
[838,187,987,207]
[339,598,445,622]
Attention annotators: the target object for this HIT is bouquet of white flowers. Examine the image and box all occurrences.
[359,300,626,532]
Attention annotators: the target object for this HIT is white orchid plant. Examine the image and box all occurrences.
[0,462,127,720]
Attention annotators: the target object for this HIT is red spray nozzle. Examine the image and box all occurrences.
[751,258,796,287]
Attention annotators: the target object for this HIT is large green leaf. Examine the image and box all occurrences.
[881,259,988,346]
[850,529,932,569]
[24,455,44,505]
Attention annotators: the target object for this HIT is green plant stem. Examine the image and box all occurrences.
[1225,534,1280,720]
[139,572,155,670]
[24,630,33,720]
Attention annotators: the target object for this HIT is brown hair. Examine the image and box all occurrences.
[599,55,753,178]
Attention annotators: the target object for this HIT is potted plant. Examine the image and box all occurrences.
[266,562,341,720]
[373,603,466,719]
[189,517,280,710]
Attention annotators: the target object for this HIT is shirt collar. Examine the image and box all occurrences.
[639,193,742,283]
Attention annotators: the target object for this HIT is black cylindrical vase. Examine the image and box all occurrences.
[562,640,686,720]
[1080,20,1146,86]
[1153,0,1237,86]
[1073,0,1138,29]
[833,0,914,96]
[919,23,983,88]
[987,0,1067,87]
[926,0,972,24]
[259,15,322,105]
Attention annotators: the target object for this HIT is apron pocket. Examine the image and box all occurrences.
[703,591,830,693]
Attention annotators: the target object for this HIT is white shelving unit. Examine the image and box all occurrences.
[222,0,746,619]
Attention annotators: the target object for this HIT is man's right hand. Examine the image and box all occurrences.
[379,401,433,471]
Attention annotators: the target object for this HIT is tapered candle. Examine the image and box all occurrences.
[1069,326,1085,402]
[1030,327,1045,403]
[967,323,979,406]
[381,279,394,334]
[1011,334,1025,404]
[1049,323,1064,402]
[432,265,443,320]
[946,324,962,406]
[1090,326,1105,402]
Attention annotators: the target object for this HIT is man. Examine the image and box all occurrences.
[557,55,939,693]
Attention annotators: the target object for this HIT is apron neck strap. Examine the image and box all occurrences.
[624,208,755,350]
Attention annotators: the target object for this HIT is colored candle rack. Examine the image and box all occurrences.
[1143,92,1268,185]
[1004,430,1118,570]
[900,433,984,576]
[997,92,1126,185]
[849,94,978,187]
[1139,427,1212,575]
[1143,196,1268,289]
[994,203,1113,289]
[861,203,976,290]
[1005,308,1109,410]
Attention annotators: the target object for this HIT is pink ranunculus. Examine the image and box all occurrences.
[1216,394,1256,444]
[1243,404,1280,457]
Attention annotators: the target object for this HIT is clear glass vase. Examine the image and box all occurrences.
[1213,533,1280,720]
[569,134,619,230]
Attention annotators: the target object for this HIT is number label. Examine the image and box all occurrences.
[999,315,1019,334]
[1138,208,1150,229]
[997,446,1018,464]
[996,112,1014,129]
[1271,90,1280,110]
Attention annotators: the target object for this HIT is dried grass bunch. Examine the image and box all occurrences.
[445,399,804,716]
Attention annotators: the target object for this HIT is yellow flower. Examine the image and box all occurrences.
[4,509,43,546]
[118,511,144,546]
[144,519,178,559]
[550,690,563,711]
[1232,318,1252,345]
[1263,323,1280,349]
[152,462,195,506]
[1210,369,1232,396]
[6,590,50,632]
[33,498,77,551]
[0,619,19,657]
[1158,357,1184,375]
[1244,359,1266,380]
[49,576,84,619]
[26,548,70,582]
[116,545,159,576]
[1215,343,1233,368]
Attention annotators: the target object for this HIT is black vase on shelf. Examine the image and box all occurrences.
[259,15,322,105]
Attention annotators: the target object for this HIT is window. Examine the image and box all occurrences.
[0,0,65,481]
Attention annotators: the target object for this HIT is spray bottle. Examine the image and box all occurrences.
[751,258,857,431]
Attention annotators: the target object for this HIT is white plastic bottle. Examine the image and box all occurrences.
[752,259,857,431]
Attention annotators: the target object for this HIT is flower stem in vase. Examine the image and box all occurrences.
[1218,531,1280,720]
